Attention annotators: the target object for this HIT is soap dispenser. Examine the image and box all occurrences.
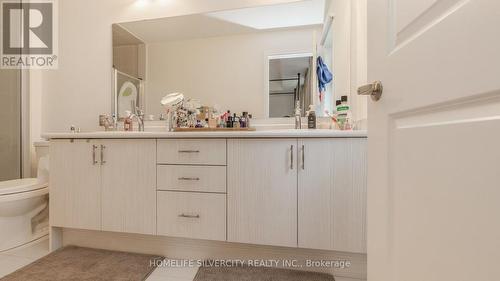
[307,105,316,129]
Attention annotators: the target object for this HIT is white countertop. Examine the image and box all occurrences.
[42,129,367,139]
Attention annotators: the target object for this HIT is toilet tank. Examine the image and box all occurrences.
[33,141,49,178]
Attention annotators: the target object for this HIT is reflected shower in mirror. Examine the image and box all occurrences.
[112,24,145,119]
[269,55,313,118]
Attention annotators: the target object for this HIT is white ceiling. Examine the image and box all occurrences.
[119,0,325,43]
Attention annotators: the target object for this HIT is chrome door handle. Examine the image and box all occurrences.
[178,150,200,153]
[290,145,294,170]
[301,145,305,170]
[178,177,200,181]
[358,81,383,101]
[92,145,98,165]
[178,214,200,219]
[100,145,106,165]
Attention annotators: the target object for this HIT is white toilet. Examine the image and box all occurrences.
[0,142,49,252]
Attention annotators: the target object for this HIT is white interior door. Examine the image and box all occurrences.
[368,1,500,281]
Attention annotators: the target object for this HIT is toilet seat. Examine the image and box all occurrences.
[0,179,48,196]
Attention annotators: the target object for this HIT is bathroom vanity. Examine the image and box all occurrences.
[45,130,367,254]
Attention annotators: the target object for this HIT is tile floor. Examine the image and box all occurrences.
[148,265,363,281]
[0,236,50,278]
[0,239,364,281]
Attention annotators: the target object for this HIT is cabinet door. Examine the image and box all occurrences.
[227,139,297,247]
[298,138,367,253]
[101,139,156,235]
[50,139,101,230]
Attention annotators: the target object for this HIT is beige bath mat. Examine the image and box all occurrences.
[193,265,335,281]
[1,246,163,281]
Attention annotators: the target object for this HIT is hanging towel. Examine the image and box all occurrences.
[317,56,333,100]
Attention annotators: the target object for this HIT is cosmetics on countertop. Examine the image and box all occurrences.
[124,111,133,131]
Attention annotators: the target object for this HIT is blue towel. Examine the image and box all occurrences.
[317,56,333,93]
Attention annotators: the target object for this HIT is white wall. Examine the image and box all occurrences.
[325,0,367,125]
[30,71,43,176]
[350,0,368,127]
[39,0,299,133]
[146,27,317,118]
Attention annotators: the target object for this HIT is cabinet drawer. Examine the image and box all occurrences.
[157,191,226,241]
[157,165,226,193]
[157,139,226,165]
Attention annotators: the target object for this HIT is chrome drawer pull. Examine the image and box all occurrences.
[178,150,200,153]
[178,214,200,219]
[178,177,200,181]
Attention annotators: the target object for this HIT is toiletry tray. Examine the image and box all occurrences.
[173,127,256,132]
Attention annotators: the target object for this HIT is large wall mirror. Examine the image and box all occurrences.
[112,0,335,119]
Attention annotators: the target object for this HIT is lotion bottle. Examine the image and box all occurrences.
[124,111,133,131]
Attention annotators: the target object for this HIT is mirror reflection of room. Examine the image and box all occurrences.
[112,0,342,121]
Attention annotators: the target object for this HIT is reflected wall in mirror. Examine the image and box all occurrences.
[112,0,338,119]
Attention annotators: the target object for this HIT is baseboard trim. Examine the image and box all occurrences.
[60,228,366,279]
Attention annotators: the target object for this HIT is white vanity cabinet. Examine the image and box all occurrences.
[48,133,367,254]
[227,138,367,252]
[49,139,156,235]
[100,140,156,235]
[156,139,227,241]
[298,138,367,253]
[227,139,298,247]
[50,139,102,231]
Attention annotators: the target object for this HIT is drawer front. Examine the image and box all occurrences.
[157,139,226,165]
[157,192,226,241]
[157,165,226,193]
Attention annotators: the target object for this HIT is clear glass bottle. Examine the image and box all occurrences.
[294,100,302,129]
[124,111,133,131]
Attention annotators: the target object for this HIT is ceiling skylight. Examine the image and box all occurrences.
[206,0,325,30]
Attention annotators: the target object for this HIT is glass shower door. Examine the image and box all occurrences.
[0,69,22,181]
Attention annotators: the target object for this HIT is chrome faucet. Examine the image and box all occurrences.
[130,107,145,131]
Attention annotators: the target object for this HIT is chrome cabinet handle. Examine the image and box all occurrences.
[302,145,305,170]
[92,145,98,165]
[290,145,294,170]
[178,150,200,153]
[178,214,200,219]
[178,177,200,181]
[100,145,106,165]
